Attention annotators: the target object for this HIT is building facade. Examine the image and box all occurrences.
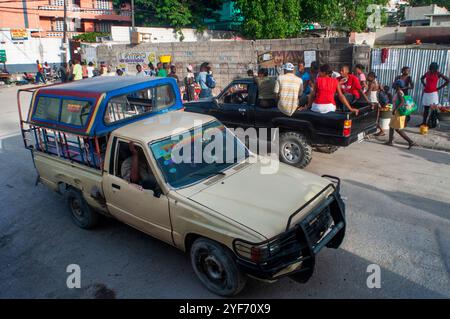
[0,0,131,38]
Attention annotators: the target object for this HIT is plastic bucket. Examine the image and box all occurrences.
[420,125,428,135]
[160,55,171,63]
[380,118,391,130]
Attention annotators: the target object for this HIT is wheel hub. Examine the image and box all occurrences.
[203,255,224,280]
[70,198,83,217]
[283,142,301,162]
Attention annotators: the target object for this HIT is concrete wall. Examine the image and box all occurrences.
[0,29,63,73]
[111,26,240,43]
[374,27,407,45]
[97,37,354,92]
[430,15,450,26]
[404,5,447,21]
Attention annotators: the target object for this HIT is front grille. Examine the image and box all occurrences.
[302,205,333,249]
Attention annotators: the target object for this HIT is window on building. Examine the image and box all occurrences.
[54,19,64,32]
[104,84,176,125]
[95,22,111,33]
[96,0,110,10]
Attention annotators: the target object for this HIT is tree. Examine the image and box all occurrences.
[235,0,389,39]
[408,0,450,9]
[235,0,302,39]
[113,0,224,37]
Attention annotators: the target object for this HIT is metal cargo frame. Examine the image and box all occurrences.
[370,48,450,112]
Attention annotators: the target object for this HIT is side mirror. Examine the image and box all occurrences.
[153,186,162,198]
[212,97,220,108]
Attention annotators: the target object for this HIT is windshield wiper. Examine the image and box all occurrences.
[188,171,226,179]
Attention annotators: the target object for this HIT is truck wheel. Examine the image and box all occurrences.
[279,132,312,168]
[65,188,99,229]
[190,238,246,297]
[315,146,339,154]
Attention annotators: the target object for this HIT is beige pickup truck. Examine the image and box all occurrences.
[19,78,346,296]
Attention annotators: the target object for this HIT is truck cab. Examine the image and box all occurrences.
[18,77,347,296]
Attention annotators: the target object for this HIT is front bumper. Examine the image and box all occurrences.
[232,175,346,282]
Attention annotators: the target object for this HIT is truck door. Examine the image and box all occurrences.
[212,82,255,128]
[102,138,173,244]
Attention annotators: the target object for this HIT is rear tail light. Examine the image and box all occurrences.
[343,120,352,137]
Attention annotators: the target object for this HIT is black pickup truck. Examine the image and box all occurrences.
[185,78,378,168]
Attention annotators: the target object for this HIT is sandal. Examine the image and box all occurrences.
[374,132,385,137]
[408,142,418,150]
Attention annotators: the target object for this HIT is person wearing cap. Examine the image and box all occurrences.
[274,62,303,116]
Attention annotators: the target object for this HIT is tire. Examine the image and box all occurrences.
[190,238,247,297]
[315,146,339,154]
[65,188,99,229]
[279,132,312,168]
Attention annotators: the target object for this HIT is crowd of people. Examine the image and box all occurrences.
[32,57,449,149]
[253,60,449,148]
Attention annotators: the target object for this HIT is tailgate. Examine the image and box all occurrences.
[349,104,377,134]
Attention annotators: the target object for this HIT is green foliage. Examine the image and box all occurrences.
[120,0,223,39]
[72,32,110,43]
[408,0,450,9]
[236,0,389,39]
[236,0,301,39]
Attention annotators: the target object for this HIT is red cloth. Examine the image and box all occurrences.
[424,71,439,93]
[381,48,389,63]
[338,74,361,99]
[314,77,339,105]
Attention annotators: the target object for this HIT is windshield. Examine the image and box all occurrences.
[149,121,249,188]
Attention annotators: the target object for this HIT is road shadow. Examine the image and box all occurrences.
[238,248,447,299]
[346,179,450,221]
[401,147,450,165]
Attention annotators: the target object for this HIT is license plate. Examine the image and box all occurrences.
[357,132,365,142]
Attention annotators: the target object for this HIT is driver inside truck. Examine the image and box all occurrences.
[121,141,156,189]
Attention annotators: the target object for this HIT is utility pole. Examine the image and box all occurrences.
[62,0,68,63]
[131,0,135,30]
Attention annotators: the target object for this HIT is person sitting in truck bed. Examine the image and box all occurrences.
[255,68,276,108]
[337,65,370,110]
[307,64,359,115]
[121,141,154,188]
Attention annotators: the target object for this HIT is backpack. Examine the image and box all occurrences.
[205,73,216,89]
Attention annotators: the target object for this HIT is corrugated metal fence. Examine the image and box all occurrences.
[371,48,450,112]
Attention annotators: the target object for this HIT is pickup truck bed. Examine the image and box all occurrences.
[185,78,378,168]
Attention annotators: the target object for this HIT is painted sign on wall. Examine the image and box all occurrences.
[10,29,28,41]
[118,51,156,64]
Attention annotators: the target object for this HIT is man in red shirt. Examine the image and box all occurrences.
[337,65,369,109]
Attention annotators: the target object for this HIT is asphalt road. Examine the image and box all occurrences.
[1,85,449,298]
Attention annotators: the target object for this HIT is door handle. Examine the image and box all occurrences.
[112,183,121,190]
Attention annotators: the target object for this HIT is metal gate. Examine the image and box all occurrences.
[371,48,450,112]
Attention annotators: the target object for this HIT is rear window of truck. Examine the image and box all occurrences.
[104,84,175,125]
[34,96,92,127]
[34,96,60,122]
[60,99,92,127]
